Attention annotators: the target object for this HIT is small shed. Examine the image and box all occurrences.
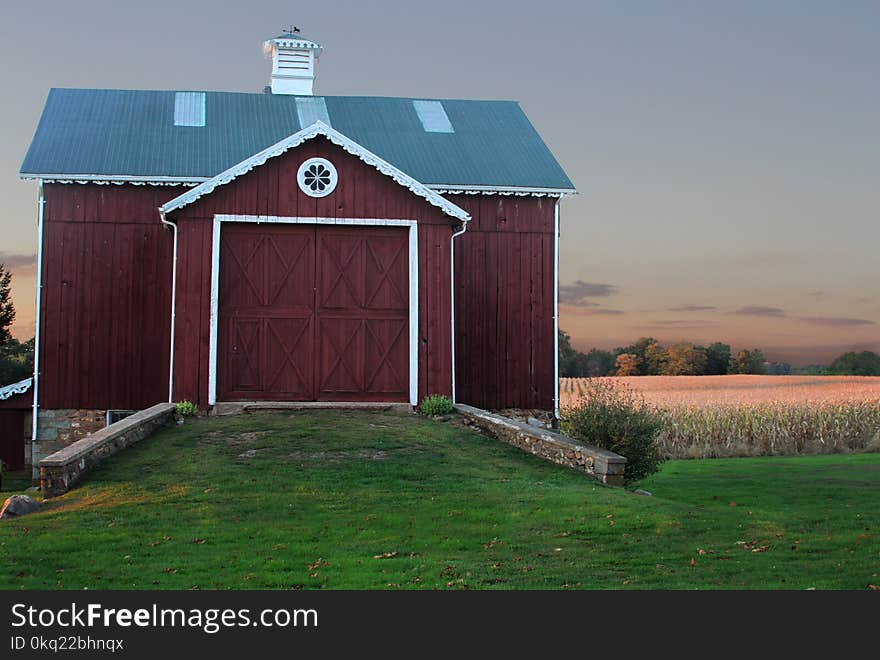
[0,379,33,471]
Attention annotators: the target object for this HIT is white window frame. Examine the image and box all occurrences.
[209,214,419,406]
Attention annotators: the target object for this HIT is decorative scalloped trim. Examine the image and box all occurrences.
[0,377,32,401]
[267,37,322,50]
[434,189,567,198]
[40,179,200,187]
[160,122,471,222]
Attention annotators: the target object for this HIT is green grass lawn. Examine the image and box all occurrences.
[1,410,878,589]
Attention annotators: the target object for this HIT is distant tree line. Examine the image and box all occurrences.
[558,331,880,377]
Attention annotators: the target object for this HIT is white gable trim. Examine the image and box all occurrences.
[208,215,419,407]
[20,174,205,186]
[0,377,32,401]
[160,121,470,222]
[431,184,577,197]
[21,175,576,197]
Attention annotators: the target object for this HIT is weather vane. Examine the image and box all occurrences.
[282,25,301,35]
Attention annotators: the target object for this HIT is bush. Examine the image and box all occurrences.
[420,394,454,416]
[560,379,664,483]
[175,400,198,417]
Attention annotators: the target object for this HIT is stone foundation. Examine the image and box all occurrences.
[36,408,107,454]
[39,402,175,497]
[455,403,627,486]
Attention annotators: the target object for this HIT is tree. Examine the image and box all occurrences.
[829,351,880,376]
[557,329,581,377]
[766,362,792,375]
[705,343,731,375]
[663,342,708,375]
[582,348,615,377]
[615,353,641,376]
[0,264,15,348]
[730,349,766,375]
[643,341,669,375]
[613,337,658,376]
[0,337,34,384]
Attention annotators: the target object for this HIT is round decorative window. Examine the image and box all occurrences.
[297,157,338,198]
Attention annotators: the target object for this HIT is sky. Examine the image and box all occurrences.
[0,0,877,365]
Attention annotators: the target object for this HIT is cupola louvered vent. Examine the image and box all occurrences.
[277,49,310,71]
[264,32,323,95]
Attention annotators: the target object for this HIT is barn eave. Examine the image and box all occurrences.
[159,121,471,222]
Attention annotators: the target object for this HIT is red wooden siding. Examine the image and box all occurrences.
[449,195,556,410]
[171,137,454,407]
[0,410,26,471]
[39,184,176,410]
[36,144,557,414]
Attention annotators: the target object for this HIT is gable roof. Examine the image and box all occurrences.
[20,88,575,193]
[160,121,470,222]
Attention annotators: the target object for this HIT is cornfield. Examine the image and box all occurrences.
[560,376,880,459]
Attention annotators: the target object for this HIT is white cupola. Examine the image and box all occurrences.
[263,30,323,95]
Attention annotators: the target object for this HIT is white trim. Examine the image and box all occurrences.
[430,184,577,197]
[209,215,419,407]
[553,199,560,421]
[20,174,205,185]
[449,222,467,404]
[0,378,31,401]
[208,216,221,406]
[31,179,45,475]
[161,121,471,223]
[408,224,419,407]
[21,174,574,196]
[159,210,178,403]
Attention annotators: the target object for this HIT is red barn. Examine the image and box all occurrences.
[18,33,575,470]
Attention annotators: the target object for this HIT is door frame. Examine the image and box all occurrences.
[209,215,419,406]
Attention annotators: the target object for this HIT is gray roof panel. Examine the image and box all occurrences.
[20,88,575,190]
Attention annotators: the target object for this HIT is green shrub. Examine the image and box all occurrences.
[420,394,454,416]
[560,379,664,483]
[175,400,198,417]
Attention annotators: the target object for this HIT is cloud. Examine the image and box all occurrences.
[733,306,786,317]
[799,316,876,327]
[668,305,718,312]
[645,319,719,327]
[587,308,625,316]
[0,253,37,275]
[558,280,617,305]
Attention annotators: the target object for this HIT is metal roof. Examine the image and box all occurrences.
[20,88,575,191]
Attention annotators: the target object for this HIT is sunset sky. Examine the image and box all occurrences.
[1,1,877,365]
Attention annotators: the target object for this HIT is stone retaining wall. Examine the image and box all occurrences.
[36,408,107,457]
[455,404,627,485]
[39,403,175,498]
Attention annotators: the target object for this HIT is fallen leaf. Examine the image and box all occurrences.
[728,501,737,507]
[163,567,176,574]
[373,552,398,559]
[689,558,697,567]
[697,548,706,555]
[192,538,205,544]
[867,584,878,591]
